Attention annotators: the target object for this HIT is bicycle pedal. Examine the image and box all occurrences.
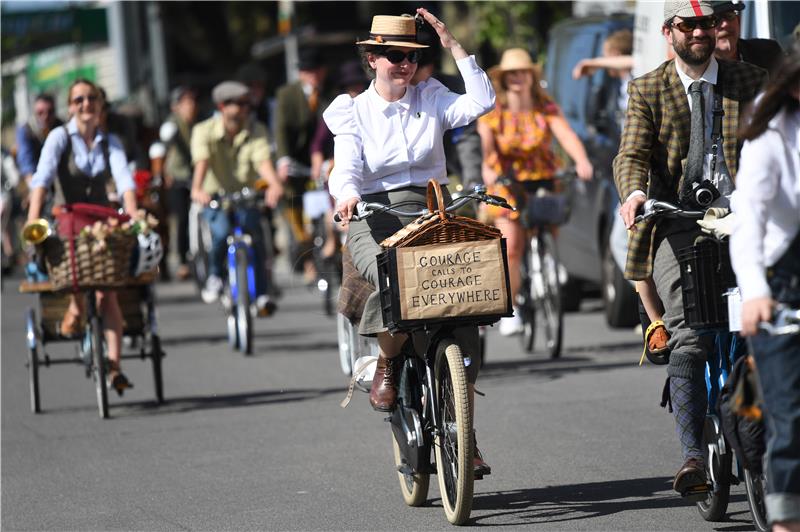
[681,483,711,502]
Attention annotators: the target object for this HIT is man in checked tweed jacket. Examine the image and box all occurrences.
[613,0,765,497]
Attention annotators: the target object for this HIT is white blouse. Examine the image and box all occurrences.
[323,55,495,202]
[731,106,800,301]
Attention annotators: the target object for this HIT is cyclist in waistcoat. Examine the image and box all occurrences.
[26,79,139,394]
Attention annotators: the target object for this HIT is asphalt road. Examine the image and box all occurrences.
[2,271,758,531]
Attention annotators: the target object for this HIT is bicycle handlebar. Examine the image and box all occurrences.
[208,187,262,211]
[333,184,515,223]
[633,199,706,224]
[758,306,800,336]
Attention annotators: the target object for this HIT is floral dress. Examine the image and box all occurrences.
[479,100,561,220]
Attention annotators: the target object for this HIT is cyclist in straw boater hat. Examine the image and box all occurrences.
[325,7,496,476]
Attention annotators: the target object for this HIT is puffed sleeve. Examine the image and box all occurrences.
[423,55,495,131]
[324,94,363,202]
[30,127,69,190]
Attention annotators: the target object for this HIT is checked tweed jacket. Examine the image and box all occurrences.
[613,59,766,280]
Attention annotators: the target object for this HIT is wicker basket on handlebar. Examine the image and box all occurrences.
[377,180,512,332]
[42,232,137,291]
[381,181,502,248]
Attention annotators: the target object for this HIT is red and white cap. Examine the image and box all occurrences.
[663,0,715,24]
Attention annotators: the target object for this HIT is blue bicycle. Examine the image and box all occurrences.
[207,187,269,356]
[636,200,764,525]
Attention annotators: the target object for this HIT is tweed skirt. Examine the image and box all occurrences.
[346,186,447,335]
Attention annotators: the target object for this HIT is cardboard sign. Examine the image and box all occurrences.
[395,239,509,321]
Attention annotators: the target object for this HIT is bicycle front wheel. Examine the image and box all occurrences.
[90,316,109,419]
[235,247,253,355]
[697,416,731,521]
[744,468,769,532]
[433,340,473,525]
[537,231,563,359]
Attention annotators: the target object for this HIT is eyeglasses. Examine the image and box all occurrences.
[71,95,98,106]
[717,10,740,22]
[376,49,420,65]
[35,108,54,116]
[223,98,250,107]
[670,16,719,33]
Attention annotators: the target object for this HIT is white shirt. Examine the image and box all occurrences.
[627,57,733,203]
[31,117,135,196]
[324,55,495,202]
[731,105,800,301]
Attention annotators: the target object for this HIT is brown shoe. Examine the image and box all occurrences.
[474,446,492,478]
[673,457,708,495]
[369,355,400,412]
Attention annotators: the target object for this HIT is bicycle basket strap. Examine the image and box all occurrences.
[426,179,447,221]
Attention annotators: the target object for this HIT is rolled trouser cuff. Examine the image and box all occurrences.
[766,493,800,524]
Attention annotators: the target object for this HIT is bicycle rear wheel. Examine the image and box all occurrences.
[537,231,563,359]
[697,415,731,521]
[235,247,253,355]
[744,468,769,532]
[433,340,473,525]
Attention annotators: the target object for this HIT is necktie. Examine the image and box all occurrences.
[683,81,705,192]
[308,89,318,114]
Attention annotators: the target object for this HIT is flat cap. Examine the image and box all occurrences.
[664,0,714,24]
[710,1,745,14]
[212,81,249,105]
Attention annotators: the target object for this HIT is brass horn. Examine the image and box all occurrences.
[21,219,52,245]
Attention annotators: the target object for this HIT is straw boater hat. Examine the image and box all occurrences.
[488,48,540,82]
[356,14,428,48]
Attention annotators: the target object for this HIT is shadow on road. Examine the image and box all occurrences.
[469,476,686,525]
[159,328,310,347]
[467,477,751,527]
[110,386,346,417]
[479,341,646,385]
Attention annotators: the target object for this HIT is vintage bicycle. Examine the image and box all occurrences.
[205,185,274,356]
[635,199,768,526]
[501,170,574,358]
[20,214,165,419]
[337,181,514,525]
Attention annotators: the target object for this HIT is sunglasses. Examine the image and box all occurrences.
[670,16,718,33]
[223,98,250,107]
[376,49,420,65]
[71,94,98,106]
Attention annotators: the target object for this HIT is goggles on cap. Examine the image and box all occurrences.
[375,49,421,65]
[670,16,719,32]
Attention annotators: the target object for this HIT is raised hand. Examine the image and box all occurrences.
[416,7,463,54]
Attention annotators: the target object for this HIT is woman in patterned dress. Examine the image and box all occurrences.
[478,48,593,335]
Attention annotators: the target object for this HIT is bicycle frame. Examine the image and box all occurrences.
[226,211,257,306]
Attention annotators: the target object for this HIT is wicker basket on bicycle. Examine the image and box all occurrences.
[376,180,513,332]
[42,232,138,291]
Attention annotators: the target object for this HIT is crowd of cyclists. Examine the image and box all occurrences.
[1,1,798,529]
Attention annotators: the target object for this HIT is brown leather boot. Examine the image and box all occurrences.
[369,355,400,412]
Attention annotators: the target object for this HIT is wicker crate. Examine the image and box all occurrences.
[377,180,512,332]
[677,239,737,330]
[42,232,136,291]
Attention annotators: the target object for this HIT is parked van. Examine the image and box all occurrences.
[544,13,639,327]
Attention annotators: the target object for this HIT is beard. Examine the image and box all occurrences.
[673,34,716,66]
